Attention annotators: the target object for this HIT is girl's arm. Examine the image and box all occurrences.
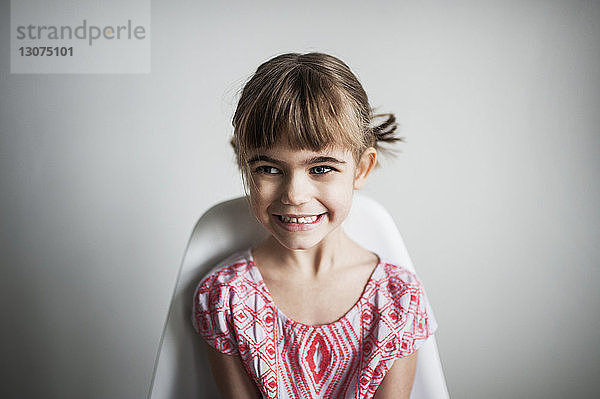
[203,341,261,399]
[374,350,418,399]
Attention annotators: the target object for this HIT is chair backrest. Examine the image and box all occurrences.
[148,193,449,399]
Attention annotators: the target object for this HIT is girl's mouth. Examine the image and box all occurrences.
[277,214,323,224]
[273,213,326,231]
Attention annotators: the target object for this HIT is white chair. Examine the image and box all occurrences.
[148,193,449,398]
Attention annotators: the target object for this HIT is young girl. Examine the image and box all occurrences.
[192,52,437,399]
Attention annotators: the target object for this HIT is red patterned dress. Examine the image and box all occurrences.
[192,249,437,399]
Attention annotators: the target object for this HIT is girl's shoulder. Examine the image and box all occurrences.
[195,248,254,290]
[370,258,433,313]
[375,258,423,289]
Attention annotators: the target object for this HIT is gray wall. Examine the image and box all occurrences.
[1,1,599,398]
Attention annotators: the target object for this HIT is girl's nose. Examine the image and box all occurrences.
[280,173,310,205]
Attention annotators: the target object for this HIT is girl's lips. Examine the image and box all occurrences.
[272,213,326,232]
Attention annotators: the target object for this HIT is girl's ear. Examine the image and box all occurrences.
[353,147,377,189]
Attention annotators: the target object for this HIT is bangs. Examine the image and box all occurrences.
[233,66,366,159]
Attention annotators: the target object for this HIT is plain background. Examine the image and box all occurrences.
[1,1,599,398]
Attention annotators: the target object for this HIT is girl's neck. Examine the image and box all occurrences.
[254,228,359,277]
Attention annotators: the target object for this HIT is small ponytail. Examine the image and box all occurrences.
[369,112,404,157]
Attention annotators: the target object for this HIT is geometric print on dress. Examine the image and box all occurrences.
[192,249,437,399]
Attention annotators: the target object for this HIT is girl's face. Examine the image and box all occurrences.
[246,139,376,251]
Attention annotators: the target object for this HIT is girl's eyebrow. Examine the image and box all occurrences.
[247,155,346,165]
[247,155,280,165]
[304,156,346,165]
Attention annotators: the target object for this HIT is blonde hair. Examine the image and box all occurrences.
[231,52,402,187]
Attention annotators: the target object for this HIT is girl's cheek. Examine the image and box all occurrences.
[252,181,278,200]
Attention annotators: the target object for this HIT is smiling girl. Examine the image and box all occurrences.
[192,52,437,398]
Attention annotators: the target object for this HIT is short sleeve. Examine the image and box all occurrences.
[192,272,239,355]
[381,264,438,358]
[396,281,438,357]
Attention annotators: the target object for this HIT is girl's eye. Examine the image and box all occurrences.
[310,165,334,175]
[256,165,281,175]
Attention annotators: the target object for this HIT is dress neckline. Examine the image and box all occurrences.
[246,248,383,329]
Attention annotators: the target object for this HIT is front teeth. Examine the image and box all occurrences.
[279,215,318,223]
